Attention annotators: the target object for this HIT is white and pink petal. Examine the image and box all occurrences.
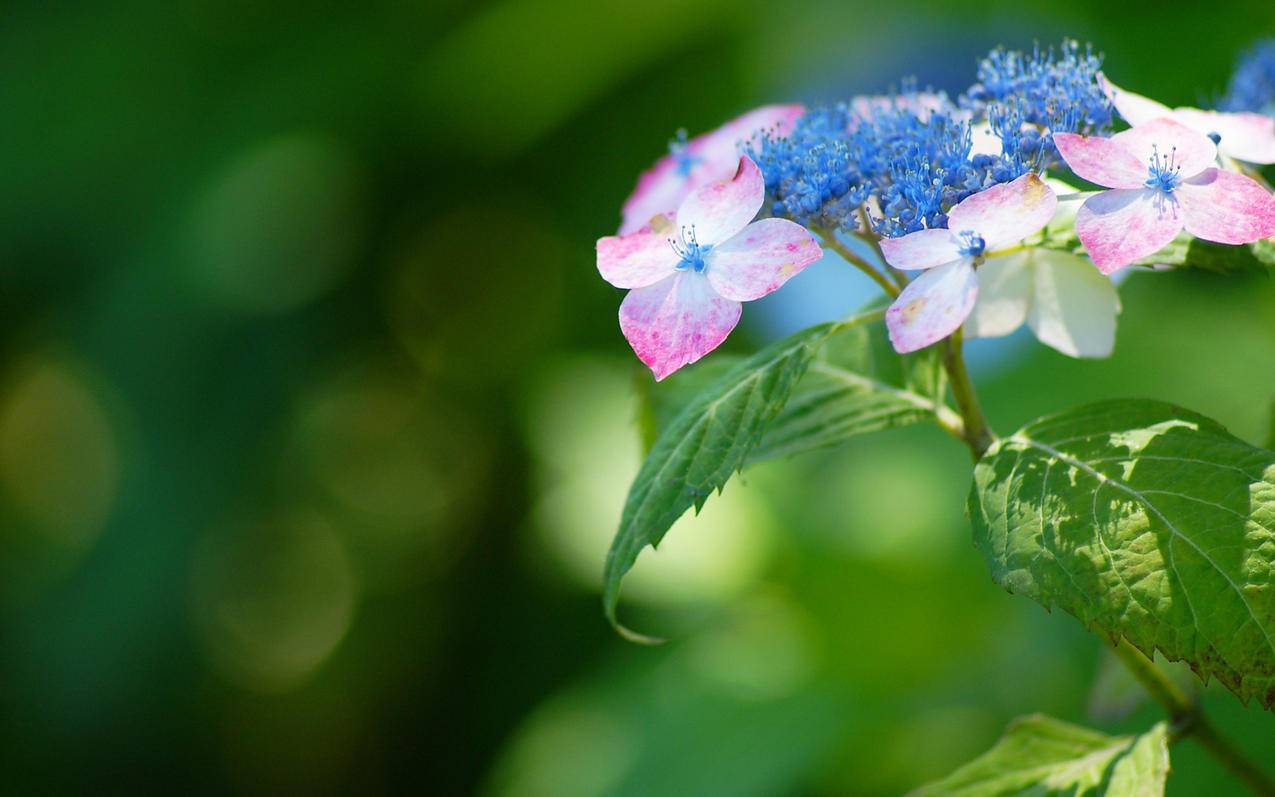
[1075,188,1184,274]
[946,173,1058,249]
[1110,117,1217,179]
[885,259,979,354]
[1173,108,1275,165]
[1176,168,1275,245]
[618,272,742,381]
[879,228,962,271]
[1099,75,1172,127]
[674,155,765,246]
[705,218,822,301]
[1054,132,1154,189]
[597,214,681,289]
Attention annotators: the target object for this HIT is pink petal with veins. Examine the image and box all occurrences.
[619,272,742,381]
[675,156,764,246]
[619,155,698,235]
[1110,117,1217,178]
[1099,75,1172,126]
[1173,108,1275,165]
[597,213,682,289]
[705,218,822,301]
[1075,189,1184,273]
[946,173,1058,249]
[1177,168,1275,244]
[879,228,962,271]
[1054,132,1148,189]
[885,259,978,353]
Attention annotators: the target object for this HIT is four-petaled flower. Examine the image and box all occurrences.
[880,173,1059,353]
[597,156,823,380]
[1100,75,1275,165]
[619,105,804,234]
[1054,117,1275,273]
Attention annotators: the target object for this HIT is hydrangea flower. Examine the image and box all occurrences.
[1101,76,1275,165]
[619,105,804,234]
[880,173,1058,353]
[598,156,822,380]
[1221,39,1275,117]
[964,182,1121,358]
[1054,117,1275,273]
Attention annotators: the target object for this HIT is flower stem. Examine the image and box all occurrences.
[813,226,899,298]
[941,331,995,459]
[1113,640,1275,797]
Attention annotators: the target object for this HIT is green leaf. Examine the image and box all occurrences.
[970,399,1275,707]
[602,313,880,640]
[750,320,950,462]
[910,714,1168,797]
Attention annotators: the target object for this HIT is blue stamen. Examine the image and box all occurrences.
[669,129,702,177]
[1144,145,1182,193]
[956,230,986,257]
[1207,131,1222,145]
[670,226,711,273]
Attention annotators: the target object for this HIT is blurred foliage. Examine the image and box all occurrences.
[0,0,1273,794]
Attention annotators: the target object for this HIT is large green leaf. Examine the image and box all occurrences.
[970,399,1275,707]
[602,315,876,640]
[751,322,950,462]
[910,714,1168,797]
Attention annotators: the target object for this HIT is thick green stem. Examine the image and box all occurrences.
[813,226,899,298]
[1113,640,1275,797]
[941,332,994,459]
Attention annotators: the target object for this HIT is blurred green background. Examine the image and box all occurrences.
[2,0,1275,794]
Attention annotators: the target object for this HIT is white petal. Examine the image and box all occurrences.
[965,252,1033,339]
[885,259,978,353]
[1027,250,1121,359]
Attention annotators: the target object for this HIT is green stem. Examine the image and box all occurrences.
[1113,640,1275,797]
[855,207,907,290]
[813,226,899,298]
[941,331,995,459]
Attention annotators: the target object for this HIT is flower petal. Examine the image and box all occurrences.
[693,104,805,171]
[705,218,822,301]
[1053,132,1148,189]
[1110,117,1217,179]
[946,173,1058,249]
[964,252,1033,339]
[1099,75,1172,126]
[879,228,962,271]
[1176,168,1275,245]
[597,214,681,289]
[674,155,764,246]
[885,259,978,354]
[1075,189,1184,274]
[619,155,695,235]
[618,272,742,381]
[1172,108,1275,165]
[1027,250,1121,359]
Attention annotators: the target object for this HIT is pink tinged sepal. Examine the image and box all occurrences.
[596,214,681,289]
[1053,132,1149,189]
[1110,118,1217,177]
[1075,189,1184,274]
[706,218,822,301]
[1177,168,1275,245]
[885,259,978,354]
[879,228,962,271]
[1098,74,1171,127]
[946,173,1058,248]
[619,272,742,381]
[675,155,765,245]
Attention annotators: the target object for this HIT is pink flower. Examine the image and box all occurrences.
[1054,118,1275,273]
[619,105,804,234]
[880,174,1059,353]
[1101,75,1275,165]
[598,156,822,380]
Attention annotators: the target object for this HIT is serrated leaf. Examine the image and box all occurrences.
[970,399,1275,708]
[751,323,949,462]
[602,313,881,640]
[910,714,1168,797]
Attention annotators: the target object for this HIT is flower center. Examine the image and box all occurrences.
[955,229,986,257]
[671,225,711,273]
[1144,144,1182,193]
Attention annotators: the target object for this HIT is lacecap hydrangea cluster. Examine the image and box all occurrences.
[749,41,1112,237]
